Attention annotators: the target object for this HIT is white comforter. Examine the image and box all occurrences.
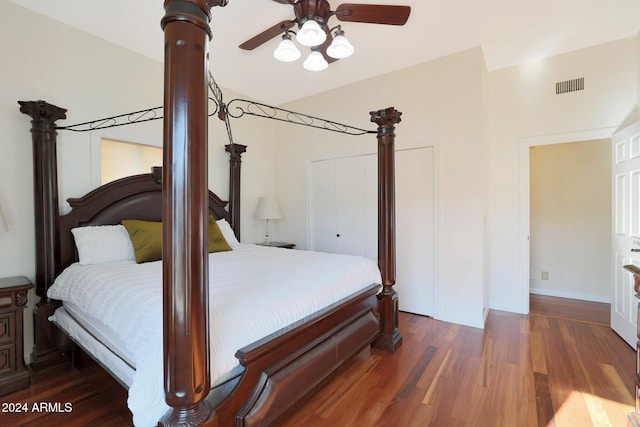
[47,244,381,426]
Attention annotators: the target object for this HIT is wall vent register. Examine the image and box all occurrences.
[556,77,584,95]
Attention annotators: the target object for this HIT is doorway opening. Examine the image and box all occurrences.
[518,127,616,314]
[101,138,162,185]
[529,139,611,303]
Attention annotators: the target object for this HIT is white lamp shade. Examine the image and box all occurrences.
[296,20,327,47]
[0,204,8,232]
[274,37,301,62]
[303,50,328,71]
[327,34,354,59]
[255,197,282,220]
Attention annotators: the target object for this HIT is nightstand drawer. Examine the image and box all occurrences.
[0,342,16,375]
[0,291,14,309]
[0,313,15,343]
[0,277,34,396]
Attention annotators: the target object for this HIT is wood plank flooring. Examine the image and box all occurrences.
[529,293,610,326]
[0,296,634,427]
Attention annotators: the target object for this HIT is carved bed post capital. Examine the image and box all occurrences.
[370,107,402,130]
[19,100,68,370]
[225,143,247,162]
[19,100,67,125]
[371,107,403,353]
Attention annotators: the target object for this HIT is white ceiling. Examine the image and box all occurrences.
[8,0,640,105]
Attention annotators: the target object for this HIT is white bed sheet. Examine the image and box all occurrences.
[62,301,135,367]
[47,243,381,427]
[51,306,136,388]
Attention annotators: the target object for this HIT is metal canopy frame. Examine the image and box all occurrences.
[55,72,375,141]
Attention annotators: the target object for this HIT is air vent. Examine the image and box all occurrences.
[556,77,584,94]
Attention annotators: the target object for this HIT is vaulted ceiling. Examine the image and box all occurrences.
[8,0,640,105]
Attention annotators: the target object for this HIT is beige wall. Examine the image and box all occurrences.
[278,47,490,328]
[488,37,637,313]
[0,2,278,361]
[101,139,163,184]
[529,139,611,302]
[277,37,637,326]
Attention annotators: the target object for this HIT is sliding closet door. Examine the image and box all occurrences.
[309,146,435,317]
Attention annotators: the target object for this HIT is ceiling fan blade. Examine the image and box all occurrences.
[239,20,296,50]
[334,4,411,25]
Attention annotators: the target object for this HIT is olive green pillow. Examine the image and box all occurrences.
[122,219,163,263]
[122,216,232,264]
[208,215,233,253]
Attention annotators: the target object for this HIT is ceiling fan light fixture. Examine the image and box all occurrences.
[296,19,327,47]
[303,50,328,71]
[327,32,354,59]
[273,34,301,62]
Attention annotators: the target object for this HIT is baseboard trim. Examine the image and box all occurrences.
[529,288,610,304]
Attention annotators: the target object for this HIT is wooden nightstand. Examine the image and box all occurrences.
[0,276,33,396]
[257,242,296,249]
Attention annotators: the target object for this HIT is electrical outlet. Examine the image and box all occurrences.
[541,271,549,280]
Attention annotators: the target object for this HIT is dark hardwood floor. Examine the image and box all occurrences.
[529,293,610,326]
[0,295,633,427]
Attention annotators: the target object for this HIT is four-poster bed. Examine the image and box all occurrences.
[18,1,403,426]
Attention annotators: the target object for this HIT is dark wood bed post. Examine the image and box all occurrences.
[370,107,403,353]
[18,100,69,370]
[225,143,247,240]
[161,0,227,425]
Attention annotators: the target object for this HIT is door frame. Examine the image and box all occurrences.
[518,127,617,313]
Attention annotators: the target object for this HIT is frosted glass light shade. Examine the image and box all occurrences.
[273,36,301,62]
[303,50,328,71]
[296,20,327,47]
[327,34,354,59]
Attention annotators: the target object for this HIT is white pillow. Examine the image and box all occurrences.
[71,224,136,265]
[216,219,240,248]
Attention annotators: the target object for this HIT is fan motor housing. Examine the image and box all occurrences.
[294,0,332,28]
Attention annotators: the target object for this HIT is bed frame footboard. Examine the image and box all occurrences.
[206,284,380,427]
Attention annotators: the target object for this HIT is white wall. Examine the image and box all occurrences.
[529,139,611,302]
[277,47,489,328]
[0,2,278,361]
[488,38,638,313]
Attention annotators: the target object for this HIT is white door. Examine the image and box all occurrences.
[309,159,337,253]
[611,121,640,347]
[309,146,435,317]
[334,156,372,258]
[309,155,375,257]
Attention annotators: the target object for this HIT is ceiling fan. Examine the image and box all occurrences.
[239,1,411,71]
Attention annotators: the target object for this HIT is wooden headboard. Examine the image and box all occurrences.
[57,166,231,274]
